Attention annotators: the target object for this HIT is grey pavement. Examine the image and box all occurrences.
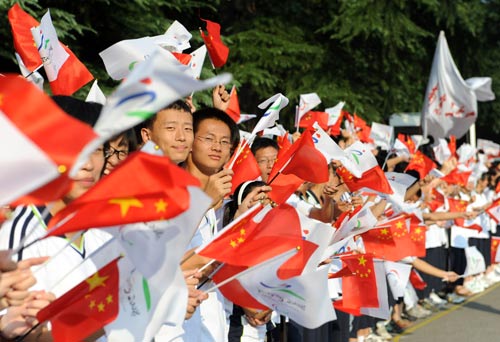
[395,281,500,342]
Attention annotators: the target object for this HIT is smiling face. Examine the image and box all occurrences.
[141,108,194,164]
[189,118,232,175]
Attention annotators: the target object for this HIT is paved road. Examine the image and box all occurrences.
[395,281,500,342]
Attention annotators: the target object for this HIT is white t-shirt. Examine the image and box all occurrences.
[173,208,227,342]
[0,205,114,297]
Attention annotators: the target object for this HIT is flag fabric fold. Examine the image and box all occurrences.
[200,18,229,68]
[37,258,120,342]
[47,152,200,235]
[0,75,97,206]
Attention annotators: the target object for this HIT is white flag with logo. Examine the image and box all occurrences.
[31,10,69,82]
[251,93,289,136]
[104,188,210,341]
[99,37,186,80]
[238,250,336,329]
[384,261,412,300]
[187,45,207,80]
[296,92,321,124]
[296,209,335,274]
[71,50,231,176]
[152,20,192,52]
[15,53,44,90]
[332,205,378,243]
[421,31,493,140]
[326,101,345,126]
[464,245,486,276]
[370,122,393,151]
[85,80,106,105]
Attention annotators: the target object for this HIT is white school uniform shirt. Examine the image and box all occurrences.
[172,208,227,342]
[424,205,447,249]
[0,205,114,297]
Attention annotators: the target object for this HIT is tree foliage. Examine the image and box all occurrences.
[1,0,498,138]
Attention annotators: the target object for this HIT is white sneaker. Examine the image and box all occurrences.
[486,270,500,283]
[464,277,485,294]
[429,292,446,305]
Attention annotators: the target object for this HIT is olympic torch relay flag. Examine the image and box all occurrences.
[31,10,69,82]
[296,92,321,124]
[236,249,336,329]
[251,93,289,136]
[421,31,485,140]
[0,75,97,206]
[47,152,200,236]
[37,258,120,342]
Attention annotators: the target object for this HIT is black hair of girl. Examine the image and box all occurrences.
[223,180,267,226]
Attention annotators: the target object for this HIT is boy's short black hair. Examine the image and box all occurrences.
[250,137,279,155]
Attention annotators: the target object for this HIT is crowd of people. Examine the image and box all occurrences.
[1,81,499,341]
[1,7,500,341]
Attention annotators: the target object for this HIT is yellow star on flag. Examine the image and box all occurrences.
[396,221,404,229]
[358,255,367,266]
[230,240,237,248]
[106,294,113,304]
[381,228,389,235]
[154,199,168,213]
[97,302,105,312]
[109,197,143,217]
[86,271,109,292]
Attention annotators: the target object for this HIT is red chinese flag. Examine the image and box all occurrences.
[340,254,379,309]
[37,258,120,342]
[299,111,329,130]
[362,227,398,261]
[491,237,500,264]
[277,132,292,152]
[441,169,472,187]
[267,172,304,205]
[409,269,427,290]
[228,142,261,194]
[486,199,500,223]
[46,152,200,236]
[426,188,445,211]
[268,129,329,184]
[8,4,42,71]
[171,52,192,65]
[226,87,241,123]
[328,112,344,136]
[0,75,98,205]
[353,114,373,143]
[408,223,426,257]
[199,204,310,269]
[212,263,269,310]
[397,134,416,154]
[405,151,436,179]
[49,44,94,95]
[447,197,468,227]
[200,19,229,68]
[336,166,393,194]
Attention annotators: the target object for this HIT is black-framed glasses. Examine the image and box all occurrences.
[104,146,128,160]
